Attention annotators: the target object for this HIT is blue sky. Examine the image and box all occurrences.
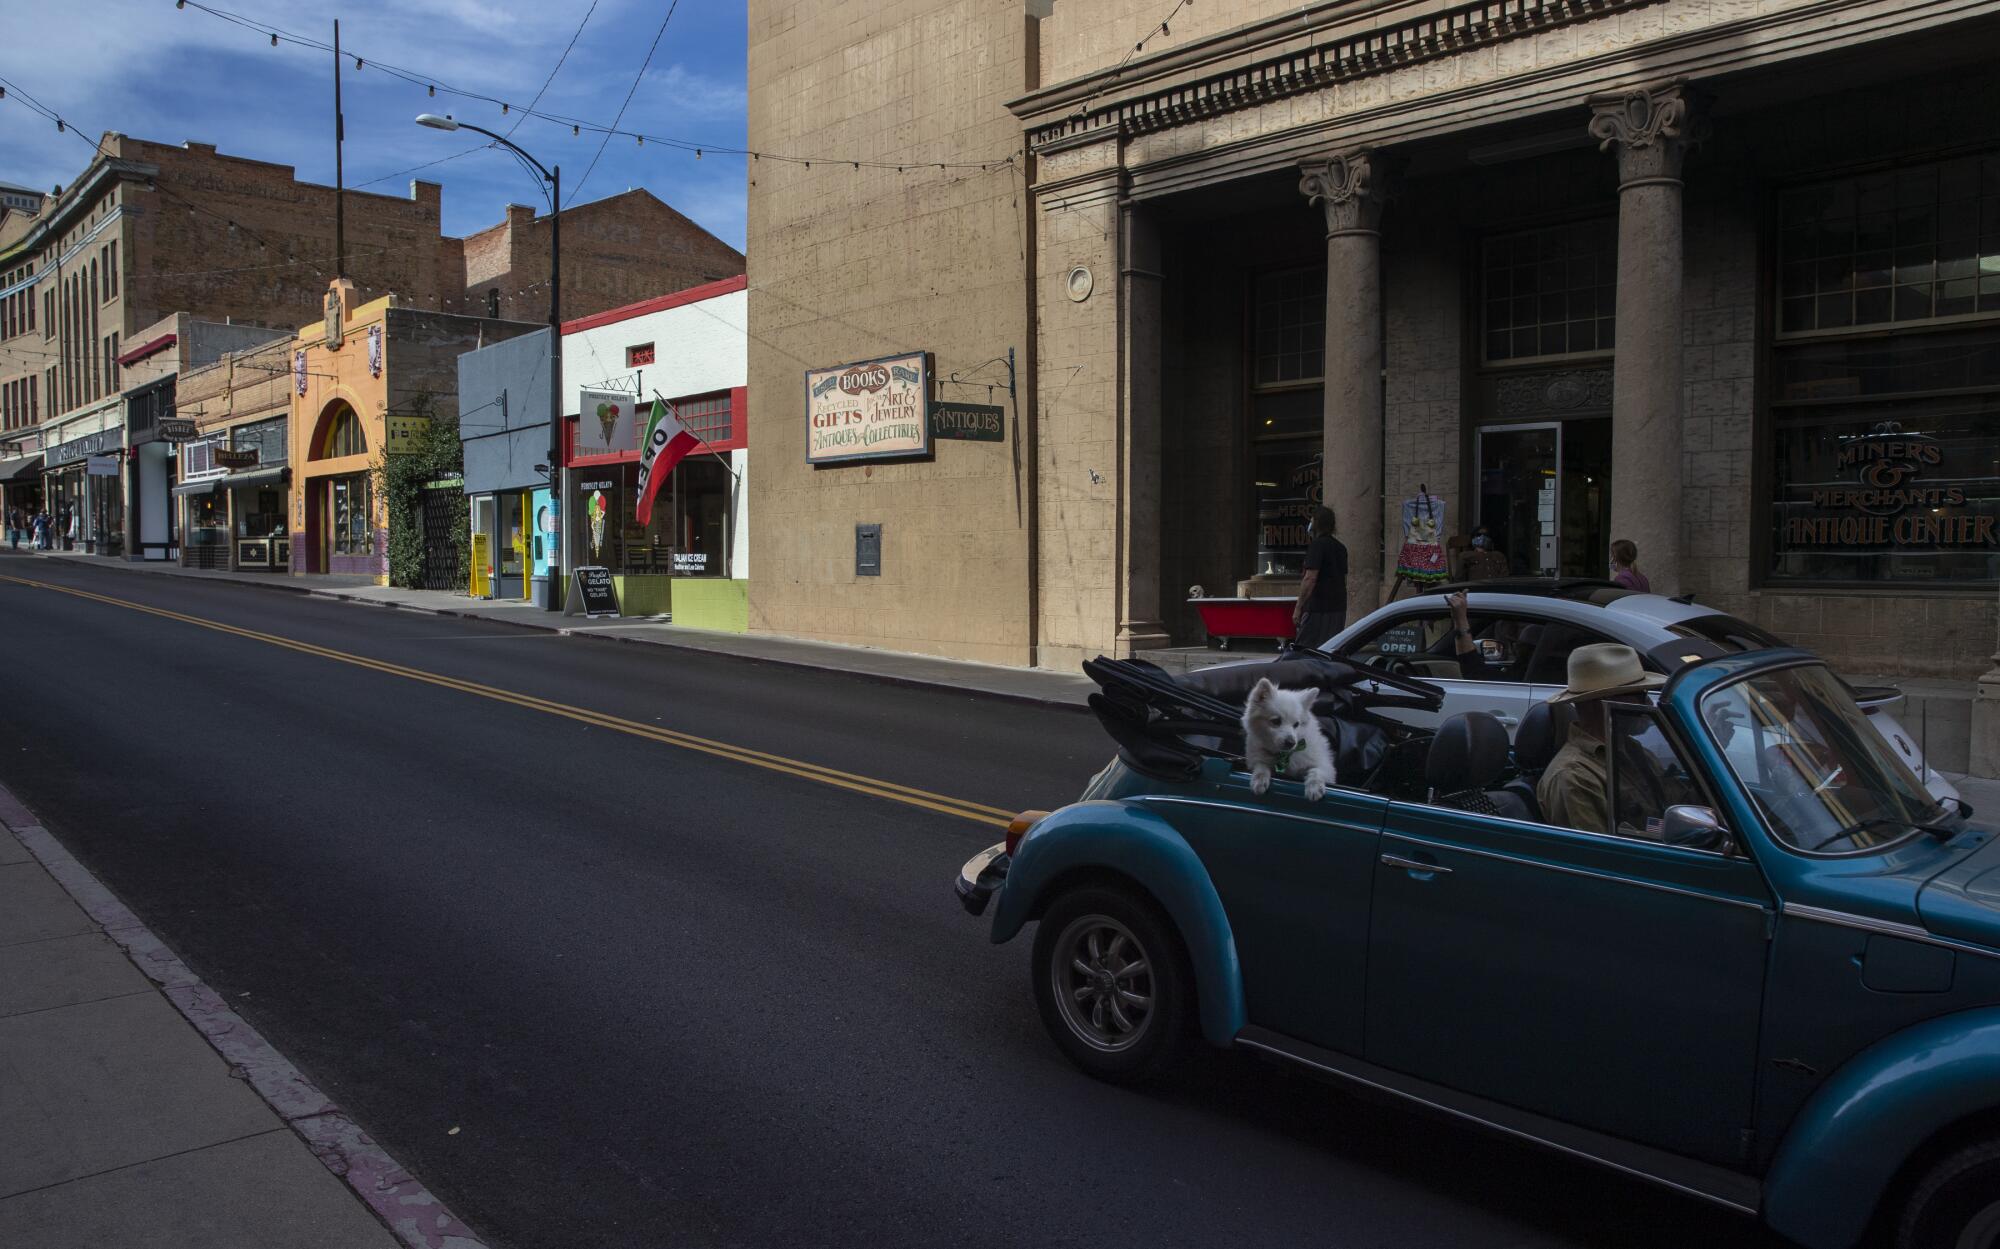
[0,0,748,250]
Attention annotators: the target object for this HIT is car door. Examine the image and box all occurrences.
[1338,607,1548,733]
[1363,703,1773,1167]
[1145,765,1387,1056]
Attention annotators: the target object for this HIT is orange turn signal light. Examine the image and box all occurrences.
[1005,810,1049,858]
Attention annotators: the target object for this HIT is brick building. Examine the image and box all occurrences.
[748,0,2000,770]
[0,134,742,459]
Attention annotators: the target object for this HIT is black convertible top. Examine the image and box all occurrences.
[1082,653,1443,792]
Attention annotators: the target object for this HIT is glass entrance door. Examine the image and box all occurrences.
[1475,419,1612,577]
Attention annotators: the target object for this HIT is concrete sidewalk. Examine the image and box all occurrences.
[0,785,483,1249]
[22,551,1096,710]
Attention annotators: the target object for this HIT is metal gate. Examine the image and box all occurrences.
[418,484,463,591]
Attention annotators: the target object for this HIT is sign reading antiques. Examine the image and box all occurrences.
[213,448,260,470]
[929,402,1005,442]
[806,351,930,464]
[569,566,621,618]
[157,417,199,442]
[1781,423,1996,550]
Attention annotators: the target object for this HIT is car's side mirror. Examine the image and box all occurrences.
[1663,804,1729,852]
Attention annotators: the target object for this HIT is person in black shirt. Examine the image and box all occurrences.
[1292,506,1349,650]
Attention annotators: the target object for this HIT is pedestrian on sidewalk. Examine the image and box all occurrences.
[1610,539,1651,594]
[1292,506,1349,651]
[5,506,19,549]
[31,510,48,550]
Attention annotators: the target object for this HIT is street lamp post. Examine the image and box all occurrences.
[417,114,564,611]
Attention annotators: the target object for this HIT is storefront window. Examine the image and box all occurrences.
[1481,218,1617,362]
[1778,153,2000,335]
[318,405,366,459]
[235,487,284,538]
[569,459,734,576]
[330,474,371,555]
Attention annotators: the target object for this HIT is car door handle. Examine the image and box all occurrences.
[1485,711,1519,727]
[1380,852,1453,876]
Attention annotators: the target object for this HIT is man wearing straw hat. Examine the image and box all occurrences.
[1537,643,1667,836]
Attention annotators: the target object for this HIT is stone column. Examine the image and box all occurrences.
[1115,204,1171,656]
[1590,81,1696,595]
[1299,151,1389,614]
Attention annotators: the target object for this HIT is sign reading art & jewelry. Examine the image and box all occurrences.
[806,352,930,464]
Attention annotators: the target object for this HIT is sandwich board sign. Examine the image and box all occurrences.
[567,566,621,618]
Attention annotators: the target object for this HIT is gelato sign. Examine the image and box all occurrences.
[806,352,930,464]
[576,389,639,458]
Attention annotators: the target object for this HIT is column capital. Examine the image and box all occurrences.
[1587,80,1700,188]
[1298,150,1388,239]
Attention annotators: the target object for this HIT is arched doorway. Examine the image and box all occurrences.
[305,400,373,575]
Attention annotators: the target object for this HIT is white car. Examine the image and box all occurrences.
[1316,579,1961,808]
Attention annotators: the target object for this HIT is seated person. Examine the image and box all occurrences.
[1445,590,1536,681]
[1536,643,1667,835]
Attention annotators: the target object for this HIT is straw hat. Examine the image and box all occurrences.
[1547,642,1667,705]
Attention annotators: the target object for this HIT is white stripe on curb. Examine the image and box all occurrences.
[0,781,491,1249]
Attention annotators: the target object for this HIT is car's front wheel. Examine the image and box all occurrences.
[1031,885,1191,1084]
[1898,1139,2000,1249]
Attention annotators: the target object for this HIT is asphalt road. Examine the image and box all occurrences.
[0,554,1777,1249]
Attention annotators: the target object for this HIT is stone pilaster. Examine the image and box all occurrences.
[1590,81,1696,595]
[1115,204,1171,656]
[1299,150,1389,613]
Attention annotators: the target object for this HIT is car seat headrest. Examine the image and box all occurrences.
[1514,699,1577,773]
[1427,711,1511,791]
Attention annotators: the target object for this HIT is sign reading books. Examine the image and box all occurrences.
[568,566,621,618]
[929,402,1005,442]
[806,351,930,464]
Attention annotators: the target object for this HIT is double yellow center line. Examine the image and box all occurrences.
[1,573,1013,829]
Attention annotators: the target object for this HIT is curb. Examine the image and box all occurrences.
[0,780,491,1249]
[24,552,1093,714]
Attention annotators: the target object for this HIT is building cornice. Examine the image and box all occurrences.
[0,158,157,266]
[1011,0,1655,154]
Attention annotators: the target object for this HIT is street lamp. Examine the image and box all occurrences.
[416,113,564,611]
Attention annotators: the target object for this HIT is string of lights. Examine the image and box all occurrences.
[171,0,1019,174]
[569,0,676,206]
[1070,0,1196,121]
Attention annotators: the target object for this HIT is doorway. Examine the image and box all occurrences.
[1473,418,1611,577]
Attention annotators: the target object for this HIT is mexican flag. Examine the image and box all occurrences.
[634,398,701,526]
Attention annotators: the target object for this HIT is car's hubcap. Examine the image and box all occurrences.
[1958,1201,2000,1249]
[1051,915,1154,1052]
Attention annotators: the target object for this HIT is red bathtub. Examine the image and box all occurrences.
[1190,597,1296,648]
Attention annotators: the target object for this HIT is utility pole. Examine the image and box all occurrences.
[332,20,345,278]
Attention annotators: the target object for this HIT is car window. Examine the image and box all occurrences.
[1525,624,1620,685]
[1342,611,1543,682]
[1344,613,1452,667]
[1606,704,1711,842]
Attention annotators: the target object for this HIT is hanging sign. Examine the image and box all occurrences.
[576,390,639,458]
[157,417,199,442]
[929,402,1005,442]
[385,414,429,457]
[213,448,259,469]
[86,455,120,477]
[569,566,621,618]
[806,351,929,464]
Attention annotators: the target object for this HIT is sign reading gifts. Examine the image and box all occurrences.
[806,352,930,464]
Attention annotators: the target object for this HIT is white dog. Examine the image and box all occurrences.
[1242,677,1335,801]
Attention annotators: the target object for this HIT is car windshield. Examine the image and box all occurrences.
[1702,663,1944,853]
[1667,614,1787,652]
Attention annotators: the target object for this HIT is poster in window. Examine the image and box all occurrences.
[805,352,930,464]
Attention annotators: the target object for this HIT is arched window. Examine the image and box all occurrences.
[315,404,366,459]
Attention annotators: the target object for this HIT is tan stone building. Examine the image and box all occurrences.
[749,0,2000,764]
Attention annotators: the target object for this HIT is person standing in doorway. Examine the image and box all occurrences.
[1610,539,1651,593]
[1292,506,1349,651]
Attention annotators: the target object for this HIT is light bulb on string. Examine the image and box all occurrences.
[428,85,435,97]
[270,32,278,46]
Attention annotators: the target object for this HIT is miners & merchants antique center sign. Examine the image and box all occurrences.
[1782,423,1996,550]
[806,352,930,464]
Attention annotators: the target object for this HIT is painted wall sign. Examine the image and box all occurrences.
[44,427,124,467]
[569,566,621,618]
[576,389,639,458]
[384,414,430,457]
[806,352,930,464]
[157,417,199,442]
[929,402,1005,442]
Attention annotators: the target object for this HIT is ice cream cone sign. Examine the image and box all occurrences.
[596,399,621,446]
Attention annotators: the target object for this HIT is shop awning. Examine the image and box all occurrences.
[221,466,290,491]
[0,455,41,482]
[172,477,222,497]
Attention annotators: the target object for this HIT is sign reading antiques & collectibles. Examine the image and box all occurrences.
[568,566,621,618]
[929,402,1005,442]
[806,352,930,464]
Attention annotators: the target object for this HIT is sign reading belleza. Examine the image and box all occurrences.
[806,352,929,464]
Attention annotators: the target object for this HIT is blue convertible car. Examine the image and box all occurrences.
[957,648,2000,1249]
